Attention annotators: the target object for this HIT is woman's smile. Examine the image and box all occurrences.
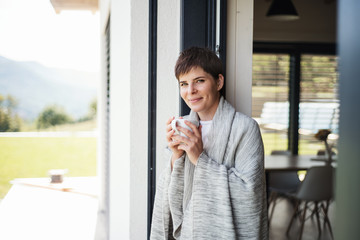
[189,97,202,103]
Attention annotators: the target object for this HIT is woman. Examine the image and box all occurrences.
[151,47,268,239]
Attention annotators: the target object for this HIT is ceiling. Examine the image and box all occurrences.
[50,0,98,14]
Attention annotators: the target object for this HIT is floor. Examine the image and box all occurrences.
[269,198,335,240]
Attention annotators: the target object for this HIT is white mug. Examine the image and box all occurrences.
[171,118,199,137]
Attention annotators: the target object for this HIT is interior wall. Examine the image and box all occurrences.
[253,0,337,43]
[130,0,149,238]
[156,0,181,180]
[226,0,254,116]
[99,0,149,239]
[108,0,132,238]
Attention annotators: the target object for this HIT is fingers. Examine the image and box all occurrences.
[166,116,175,139]
[175,126,192,138]
[168,139,181,148]
[166,116,175,125]
[176,135,202,166]
[179,120,201,138]
[166,124,173,133]
[186,120,199,133]
[172,133,201,149]
[166,129,175,142]
[171,133,190,142]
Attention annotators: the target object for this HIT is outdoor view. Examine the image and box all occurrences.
[252,53,339,155]
[0,0,99,200]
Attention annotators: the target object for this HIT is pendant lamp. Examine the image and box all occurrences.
[266,0,299,21]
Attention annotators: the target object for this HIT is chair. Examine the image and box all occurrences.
[286,166,334,240]
[267,150,301,226]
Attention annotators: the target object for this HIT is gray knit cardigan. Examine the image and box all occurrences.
[151,97,268,239]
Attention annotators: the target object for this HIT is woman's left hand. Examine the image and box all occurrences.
[172,120,203,165]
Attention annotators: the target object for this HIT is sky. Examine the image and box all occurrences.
[0,0,100,73]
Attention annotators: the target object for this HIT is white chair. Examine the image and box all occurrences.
[286,166,334,240]
[267,150,301,226]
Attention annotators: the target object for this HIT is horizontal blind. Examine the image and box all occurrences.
[299,55,339,155]
[252,54,290,155]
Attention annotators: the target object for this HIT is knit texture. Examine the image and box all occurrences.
[150,97,268,239]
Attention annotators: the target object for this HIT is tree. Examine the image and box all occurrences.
[78,98,97,122]
[0,94,22,132]
[36,105,73,129]
[89,98,97,118]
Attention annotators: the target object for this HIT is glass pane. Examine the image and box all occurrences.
[299,55,339,155]
[252,54,290,155]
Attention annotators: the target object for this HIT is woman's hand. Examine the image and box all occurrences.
[166,116,184,169]
[172,120,203,165]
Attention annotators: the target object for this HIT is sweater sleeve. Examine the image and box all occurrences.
[192,122,268,240]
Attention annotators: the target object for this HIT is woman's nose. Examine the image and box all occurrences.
[188,83,196,94]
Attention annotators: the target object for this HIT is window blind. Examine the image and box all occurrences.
[252,54,290,155]
[299,55,339,154]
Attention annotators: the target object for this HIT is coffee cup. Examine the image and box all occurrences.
[48,169,68,184]
[171,118,199,137]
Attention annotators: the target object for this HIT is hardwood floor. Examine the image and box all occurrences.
[269,198,335,240]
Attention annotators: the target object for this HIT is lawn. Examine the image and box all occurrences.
[261,131,326,155]
[0,137,96,199]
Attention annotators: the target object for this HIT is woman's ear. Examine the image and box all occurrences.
[217,74,224,91]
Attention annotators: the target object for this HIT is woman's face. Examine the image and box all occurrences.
[178,67,224,121]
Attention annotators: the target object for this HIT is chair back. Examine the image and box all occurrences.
[268,171,301,192]
[296,166,334,201]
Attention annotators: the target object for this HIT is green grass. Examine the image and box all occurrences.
[21,119,97,132]
[0,137,96,199]
[261,131,325,155]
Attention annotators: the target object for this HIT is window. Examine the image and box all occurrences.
[252,43,339,155]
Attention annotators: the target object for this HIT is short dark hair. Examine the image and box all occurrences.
[174,47,223,80]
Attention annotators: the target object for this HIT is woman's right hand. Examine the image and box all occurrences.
[166,116,184,169]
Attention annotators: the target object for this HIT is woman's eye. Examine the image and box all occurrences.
[179,82,187,87]
[196,79,205,83]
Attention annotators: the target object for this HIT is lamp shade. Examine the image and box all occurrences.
[266,0,299,21]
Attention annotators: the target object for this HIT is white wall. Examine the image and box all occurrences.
[226,0,254,116]
[130,0,149,238]
[108,0,132,238]
[253,0,337,43]
[156,0,181,179]
[99,0,149,239]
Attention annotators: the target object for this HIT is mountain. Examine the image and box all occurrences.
[0,56,98,120]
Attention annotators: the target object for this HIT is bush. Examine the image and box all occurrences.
[36,105,73,129]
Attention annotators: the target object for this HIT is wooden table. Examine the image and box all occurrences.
[265,154,336,172]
